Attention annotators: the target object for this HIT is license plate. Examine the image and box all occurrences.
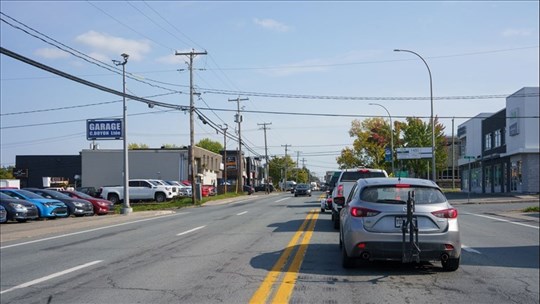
[395,216,417,228]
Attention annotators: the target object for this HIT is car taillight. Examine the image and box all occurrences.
[351,207,380,217]
[337,184,343,197]
[432,208,458,219]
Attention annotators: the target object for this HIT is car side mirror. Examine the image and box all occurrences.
[333,197,345,206]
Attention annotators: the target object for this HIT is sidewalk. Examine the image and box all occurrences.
[445,191,540,205]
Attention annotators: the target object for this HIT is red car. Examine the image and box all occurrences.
[60,190,114,215]
[201,185,216,197]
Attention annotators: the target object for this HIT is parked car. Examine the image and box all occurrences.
[294,183,312,197]
[76,186,100,198]
[25,188,94,217]
[0,205,7,223]
[338,177,461,271]
[60,190,114,215]
[0,189,68,219]
[243,185,255,195]
[201,185,216,197]
[254,184,275,193]
[0,192,39,222]
[165,181,192,197]
[149,179,180,197]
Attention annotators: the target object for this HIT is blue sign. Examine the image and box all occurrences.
[87,119,123,140]
[385,148,392,162]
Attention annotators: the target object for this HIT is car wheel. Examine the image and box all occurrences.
[442,257,460,272]
[294,194,297,197]
[342,243,354,268]
[320,208,325,213]
[108,194,120,205]
[333,216,339,230]
[155,193,166,203]
[16,219,28,223]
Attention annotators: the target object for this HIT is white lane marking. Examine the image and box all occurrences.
[0,260,103,295]
[177,225,206,236]
[463,212,539,229]
[237,211,248,216]
[462,245,482,254]
[1,213,186,250]
[275,198,289,203]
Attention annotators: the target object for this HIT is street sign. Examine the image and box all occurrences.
[396,147,432,160]
[87,119,123,140]
[385,147,392,162]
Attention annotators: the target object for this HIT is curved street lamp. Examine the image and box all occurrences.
[369,103,394,175]
[394,49,436,182]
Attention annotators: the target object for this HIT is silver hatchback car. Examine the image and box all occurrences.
[338,177,460,271]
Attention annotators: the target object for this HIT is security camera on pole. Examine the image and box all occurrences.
[112,53,131,215]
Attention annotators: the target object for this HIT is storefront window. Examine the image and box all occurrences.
[484,166,491,192]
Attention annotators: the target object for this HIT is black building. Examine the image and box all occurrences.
[481,109,510,193]
[15,155,81,188]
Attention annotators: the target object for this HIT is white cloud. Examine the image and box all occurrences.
[501,28,532,37]
[75,31,151,61]
[155,54,186,65]
[253,18,290,32]
[34,48,70,59]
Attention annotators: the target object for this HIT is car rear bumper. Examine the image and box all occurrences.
[345,230,461,261]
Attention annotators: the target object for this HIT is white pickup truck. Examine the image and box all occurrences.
[331,168,388,229]
[99,179,176,204]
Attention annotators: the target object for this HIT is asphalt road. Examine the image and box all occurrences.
[0,192,538,304]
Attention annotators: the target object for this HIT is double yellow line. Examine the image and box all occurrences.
[250,209,319,304]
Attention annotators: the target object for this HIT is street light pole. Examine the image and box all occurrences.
[113,53,132,214]
[394,49,436,182]
[369,103,394,175]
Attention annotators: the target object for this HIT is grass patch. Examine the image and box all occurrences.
[113,192,246,212]
[523,206,539,213]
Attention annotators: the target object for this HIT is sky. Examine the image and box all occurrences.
[1,1,539,180]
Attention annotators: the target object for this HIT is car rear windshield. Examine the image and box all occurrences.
[341,171,386,182]
[360,186,446,205]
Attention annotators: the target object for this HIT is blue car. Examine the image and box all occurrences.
[0,205,7,223]
[0,189,68,219]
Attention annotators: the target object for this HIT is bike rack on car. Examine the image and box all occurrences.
[402,191,421,263]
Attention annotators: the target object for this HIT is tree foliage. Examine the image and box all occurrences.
[0,166,15,179]
[128,143,149,149]
[268,155,296,185]
[196,138,223,154]
[337,116,447,178]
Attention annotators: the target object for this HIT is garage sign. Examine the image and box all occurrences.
[87,119,123,140]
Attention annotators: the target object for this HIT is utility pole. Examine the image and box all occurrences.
[220,124,228,193]
[258,122,272,193]
[281,144,291,190]
[176,49,207,204]
[229,97,249,193]
[295,151,301,182]
[112,53,131,215]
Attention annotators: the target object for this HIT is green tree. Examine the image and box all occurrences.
[0,166,15,179]
[399,117,447,178]
[268,155,296,186]
[196,138,223,154]
[128,143,149,149]
[337,117,394,171]
[161,144,180,148]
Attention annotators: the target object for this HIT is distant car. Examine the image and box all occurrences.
[320,196,333,213]
[165,181,192,197]
[339,177,461,271]
[0,205,7,223]
[201,185,216,197]
[243,185,255,195]
[294,183,312,197]
[25,188,94,217]
[254,184,274,193]
[60,190,114,215]
[0,192,39,222]
[0,189,68,219]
